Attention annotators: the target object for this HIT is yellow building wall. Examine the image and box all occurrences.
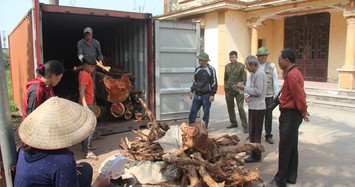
[204,12,219,77]
[258,19,284,78]
[224,10,250,62]
[328,11,347,82]
[204,10,251,88]
[257,12,347,82]
[203,9,346,86]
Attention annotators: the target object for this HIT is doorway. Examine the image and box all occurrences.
[284,12,330,82]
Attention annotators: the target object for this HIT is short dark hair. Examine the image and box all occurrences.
[82,56,96,65]
[36,60,65,78]
[229,51,238,56]
[281,48,296,63]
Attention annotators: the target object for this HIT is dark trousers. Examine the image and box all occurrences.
[81,104,94,153]
[274,109,302,186]
[225,92,248,128]
[264,97,274,139]
[248,109,265,159]
[77,162,93,187]
[189,94,211,128]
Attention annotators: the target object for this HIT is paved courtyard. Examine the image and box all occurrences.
[73,94,355,187]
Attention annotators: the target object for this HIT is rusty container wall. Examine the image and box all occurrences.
[9,11,35,112]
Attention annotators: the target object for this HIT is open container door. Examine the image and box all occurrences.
[9,0,42,111]
[154,20,200,121]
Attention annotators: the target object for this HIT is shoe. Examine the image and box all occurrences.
[287,179,296,184]
[243,156,260,163]
[84,151,99,160]
[264,180,285,187]
[243,127,249,133]
[88,146,97,150]
[226,124,238,129]
[266,138,274,144]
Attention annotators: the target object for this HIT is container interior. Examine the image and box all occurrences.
[41,11,150,102]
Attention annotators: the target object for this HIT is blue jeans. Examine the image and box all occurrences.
[189,94,212,128]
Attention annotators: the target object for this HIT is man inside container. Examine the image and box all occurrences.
[77,27,104,66]
[76,27,104,86]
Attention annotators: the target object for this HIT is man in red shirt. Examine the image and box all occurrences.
[265,48,310,187]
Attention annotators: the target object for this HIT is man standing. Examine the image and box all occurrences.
[224,51,248,133]
[189,52,218,129]
[77,27,104,65]
[237,56,267,163]
[256,47,279,144]
[265,48,310,187]
[77,27,104,89]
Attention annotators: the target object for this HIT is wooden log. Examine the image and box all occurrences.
[95,72,132,104]
[213,134,240,146]
[104,74,131,103]
[110,102,125,118]
[198,166,225,187]
[124,110,133,120]
[134,111,143,121]
[182,165,201,187]
[93,104,101,118]
[138,98,155,122]
[219,143,265,155]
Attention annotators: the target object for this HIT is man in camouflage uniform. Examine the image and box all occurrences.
[224,51,248,133]
[256,47,279,144]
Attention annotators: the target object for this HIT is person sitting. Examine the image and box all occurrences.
[14,97,110,187]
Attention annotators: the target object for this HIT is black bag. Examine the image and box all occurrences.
[267,90,281,111]
[267,97,280,111]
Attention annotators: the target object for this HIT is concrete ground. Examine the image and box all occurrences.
[73,94,355,187]
[209,94,355,187]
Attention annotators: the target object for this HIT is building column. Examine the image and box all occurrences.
[337,15,355,89]
[251,25,260,56]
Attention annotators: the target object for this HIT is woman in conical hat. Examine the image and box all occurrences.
[14,97,110,187]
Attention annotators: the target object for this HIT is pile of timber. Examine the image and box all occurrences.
[118,100,264,187]
[94,58,144,121]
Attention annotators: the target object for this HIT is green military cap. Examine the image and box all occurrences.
[197,52,210,61]
[256,47,270,56]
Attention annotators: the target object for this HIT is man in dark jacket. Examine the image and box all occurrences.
[189,52,218,128]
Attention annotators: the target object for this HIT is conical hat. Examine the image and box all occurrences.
[19,97,96,150]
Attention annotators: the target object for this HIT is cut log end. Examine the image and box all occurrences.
[110,102,125,118]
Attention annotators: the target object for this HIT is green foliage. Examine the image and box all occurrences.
[3,51,19,112]
[3,51,9,68]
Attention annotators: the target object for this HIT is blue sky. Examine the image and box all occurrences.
[0,0,164,48]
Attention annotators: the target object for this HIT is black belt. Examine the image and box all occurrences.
[279,108,298,112]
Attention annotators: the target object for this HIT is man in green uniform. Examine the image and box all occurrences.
[224,51,248,133]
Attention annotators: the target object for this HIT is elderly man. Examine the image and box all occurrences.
[237,55,267,163]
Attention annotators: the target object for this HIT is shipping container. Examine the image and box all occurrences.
[9,1,200,130]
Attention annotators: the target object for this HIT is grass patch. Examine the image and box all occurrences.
[5,66,19,113]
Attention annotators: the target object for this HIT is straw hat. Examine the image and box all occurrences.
[19,97,97,150]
